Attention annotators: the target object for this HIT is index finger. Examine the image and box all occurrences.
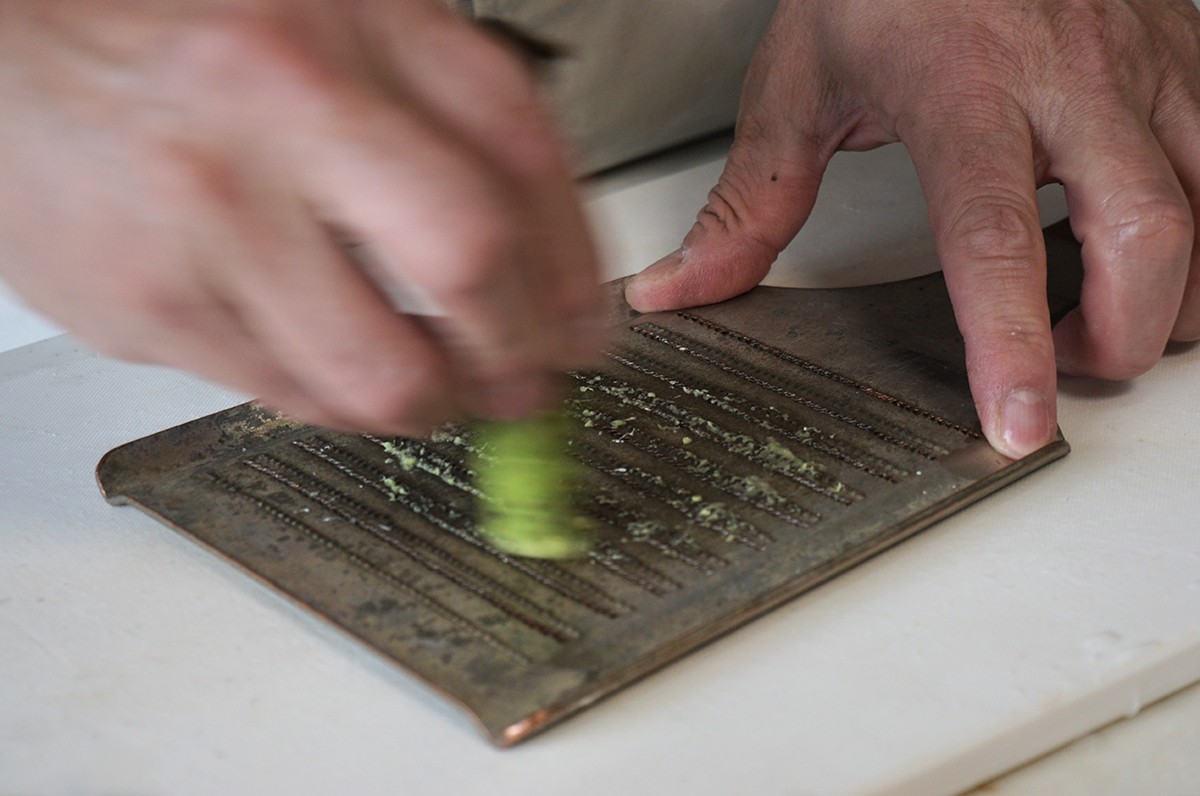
[902,96,1057,458]
[365,5,605,366]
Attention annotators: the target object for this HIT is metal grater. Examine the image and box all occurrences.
[97,221,1083,746]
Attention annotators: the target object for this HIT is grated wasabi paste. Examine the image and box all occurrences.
[472,410,593,559]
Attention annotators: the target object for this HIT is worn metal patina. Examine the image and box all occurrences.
[97,222,1082,746]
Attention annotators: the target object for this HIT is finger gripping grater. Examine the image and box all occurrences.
[97,221,1083,745]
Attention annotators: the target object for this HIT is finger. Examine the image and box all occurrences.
[267,70,556,420]
[622,137,828,313]
[1048,105,1194,378]
[1152,99,1200,342]
[85,286,350,430]
[903,98,1056,459]
[624,19,838,313]
[357,4,605,366]
[198,155,457,436]
[153,318,353,432]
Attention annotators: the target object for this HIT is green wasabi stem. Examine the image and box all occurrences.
[472,410,594,559]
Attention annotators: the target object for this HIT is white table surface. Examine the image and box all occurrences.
[3,139,1199,795]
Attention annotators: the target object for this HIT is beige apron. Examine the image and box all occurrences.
[456,0,778,172]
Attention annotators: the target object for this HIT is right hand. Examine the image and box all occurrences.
[0,0,603,435]
[625,0,1200,459]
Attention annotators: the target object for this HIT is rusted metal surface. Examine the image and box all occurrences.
[97,222,1081,746]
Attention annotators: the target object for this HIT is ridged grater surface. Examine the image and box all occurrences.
[97,222,1083,745]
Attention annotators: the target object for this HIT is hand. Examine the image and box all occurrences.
[625,0,1200,458]
[0,0,603,435]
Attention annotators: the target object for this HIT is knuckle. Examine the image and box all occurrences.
[169,12,335,107]
[161,141,242,213]
[172,13,273,71]
[1044,1,1164,103]
[944,197,1043,264]
[1048,1,1138,64]
[1049,2,1112,51]
[699,184,747,236]
[429,206,514,298]
[733,106,796,155]
[198,13,279,50]
[1092,198,1194,262]
[698,174,784,256]
[403,163,517,298]
[900,24,1026,107]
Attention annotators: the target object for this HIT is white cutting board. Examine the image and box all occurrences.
[2,142,1199,796]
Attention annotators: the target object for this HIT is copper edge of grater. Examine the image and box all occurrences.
[96,220,1082,746]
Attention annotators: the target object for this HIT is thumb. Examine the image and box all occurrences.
[625,139,828,313]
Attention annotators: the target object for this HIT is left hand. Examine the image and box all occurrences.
[625,0,1200,458]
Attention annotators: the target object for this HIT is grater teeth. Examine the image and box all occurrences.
[98,222,1082,746]
[632,321,951,458]
[675,312,983,439]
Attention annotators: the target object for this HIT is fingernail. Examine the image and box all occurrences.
[625,248,685,309]
[1000,389,1052,458]
[480,374,548,421]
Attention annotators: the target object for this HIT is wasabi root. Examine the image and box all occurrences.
[472,411,593,559]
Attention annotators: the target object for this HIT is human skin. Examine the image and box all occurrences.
[0,0,604,436]
[627,0,1200,459]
